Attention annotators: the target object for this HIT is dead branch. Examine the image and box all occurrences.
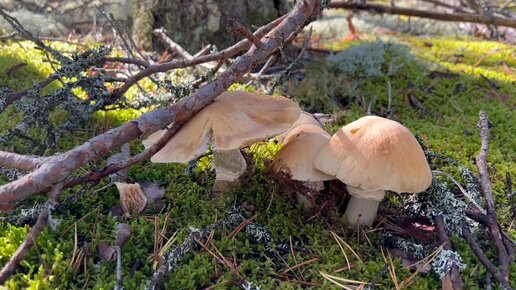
[0,0,322,211]
[0,12,288,116]
[153,28,194,60]
[0,151,45,171]
[459,110,514,290]
[475,110,513,288]
[328,1,516,29]
[227,19,263,48]
[434,215,463,290]
[111,13,289,99]
[0,183,63,284]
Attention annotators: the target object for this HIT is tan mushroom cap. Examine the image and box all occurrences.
[314,116,432,193]
[273,124,334,181]
[143,91,301,163]
[276,111,322,144]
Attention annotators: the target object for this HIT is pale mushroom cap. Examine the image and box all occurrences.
[115,182,147,215]
[314,116,432,193]
[276,111,323,144]
[273,124,334,181]
[145,91,301,163]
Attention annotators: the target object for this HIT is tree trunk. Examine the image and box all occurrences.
[132,0,291,52]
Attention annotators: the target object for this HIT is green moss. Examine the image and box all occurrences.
[0,35,514,289]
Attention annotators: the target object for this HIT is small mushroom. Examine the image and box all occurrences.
[143,91,300,195]
[315,116,432,226]
[273,124,334,207]
[115,182,147,216]
[273,124,334,189]
[275,111,323,144]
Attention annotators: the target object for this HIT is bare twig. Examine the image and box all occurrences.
[459,111,514,290]
[227,19,263,48]
[153,28,194,60]
[434,215,463,290]
[111,12,289,99]
[328,1,516,29]
[475,110,512,288]
[0,183,63,284]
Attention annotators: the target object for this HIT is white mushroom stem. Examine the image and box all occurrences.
[343,186,385,226]
[212,149,247,194]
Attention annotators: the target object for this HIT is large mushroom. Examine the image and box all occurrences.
[143,91,300,194]
[315,116,432,226]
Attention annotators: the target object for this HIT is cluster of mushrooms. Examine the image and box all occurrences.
[141,90,432,226]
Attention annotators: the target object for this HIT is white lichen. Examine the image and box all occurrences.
[432,249,466,280]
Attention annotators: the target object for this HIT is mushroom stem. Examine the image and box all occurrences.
[343,186,385,226]
[212,149,247,195]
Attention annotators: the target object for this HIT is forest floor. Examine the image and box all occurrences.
[0,22,515,289]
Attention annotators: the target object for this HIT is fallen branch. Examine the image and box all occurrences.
[111,13,290,99]
[0,151,45,171]
[153,28,194,60]
[434,215,463,290]
[328,1,516,29]
[460,110,514,290]
[227,19,263,48]
[0,183,63,284]
[0,0,322,210]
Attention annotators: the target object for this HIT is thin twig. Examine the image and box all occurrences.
[0,183,63,284]
[434,215,463,290]
[329,1,516,29]
[153,28,194,60]
[475,111,512,289]
[227,20,263,48]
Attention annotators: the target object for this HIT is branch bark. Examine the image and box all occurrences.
[153,28,194,60]
[475,110,512,288]
[434,215,463,290]
[328,1,516,29]
[0,0,322,211]
[0,151,45,171]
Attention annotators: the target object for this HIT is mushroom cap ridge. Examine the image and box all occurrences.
[314,116,432,193]
[276,111,322,144]
[273,124,334,181]
[144,91,301,163]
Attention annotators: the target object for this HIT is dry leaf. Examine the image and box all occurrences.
[97,241,115,261]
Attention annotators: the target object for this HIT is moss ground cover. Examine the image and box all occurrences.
[0,35,514,289]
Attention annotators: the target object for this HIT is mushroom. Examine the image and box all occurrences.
[115,182,147,216]
[143,91,300,194]
[275,111,323,144]
[273,124,334,207]
[314,116,432,226]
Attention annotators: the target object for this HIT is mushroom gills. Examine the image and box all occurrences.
[343,186,385,226]
[212,149,247,195]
